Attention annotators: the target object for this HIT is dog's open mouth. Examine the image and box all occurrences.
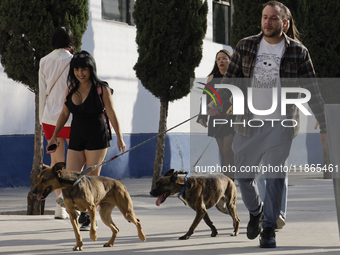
[155,192,170,206]
[37,186,52,201]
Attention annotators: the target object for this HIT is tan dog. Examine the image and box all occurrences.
[32,162,146,251]
[150,169,240,239]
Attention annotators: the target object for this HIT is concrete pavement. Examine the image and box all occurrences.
[1,172,340,255]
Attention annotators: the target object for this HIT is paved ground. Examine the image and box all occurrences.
[1,171,340,255]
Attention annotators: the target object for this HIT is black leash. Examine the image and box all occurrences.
[77,113,200,179]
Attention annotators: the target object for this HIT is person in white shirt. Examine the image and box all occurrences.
[39,27,74,219]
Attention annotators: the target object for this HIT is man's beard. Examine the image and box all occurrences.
[261,25,282,38]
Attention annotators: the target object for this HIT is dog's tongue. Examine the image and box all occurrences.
[156,194,164,206]
[36,194,43,201]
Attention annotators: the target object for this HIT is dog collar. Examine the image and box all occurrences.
[177,172,191,197]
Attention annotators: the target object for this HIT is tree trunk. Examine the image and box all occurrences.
[27,91,45,215]
[151,98,169,189]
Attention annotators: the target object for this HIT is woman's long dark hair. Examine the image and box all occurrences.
[208,49,232,77]
[68,50,112,93]
[51,27,75,54]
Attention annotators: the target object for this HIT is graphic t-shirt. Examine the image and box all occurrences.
[251,37,286,120]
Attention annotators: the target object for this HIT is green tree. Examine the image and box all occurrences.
[0,0,88,214]
[230,0,263,47]
[230,0,307,48]
[133,0,208,188]
[303,1,340,79]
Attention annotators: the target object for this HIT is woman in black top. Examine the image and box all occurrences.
[47,50,126,176]
[197,49,235,179]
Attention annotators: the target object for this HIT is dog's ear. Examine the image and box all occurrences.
[170,171,178,181]
[175,172,190,186]
[52,162,66,176]
[164,169,175,177]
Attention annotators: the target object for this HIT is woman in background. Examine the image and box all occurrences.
[39,27,74,219]
[197,49,235,180]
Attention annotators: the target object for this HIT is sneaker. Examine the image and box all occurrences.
[260,227,276,248]
[276,214,286,230]
[79,214,97,231]
[80,217,91,231]
[56,196,80,218]
[78,212,88,224]
[247,210,264,240]
[54,203,69,219]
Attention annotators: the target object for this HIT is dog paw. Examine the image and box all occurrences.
[179,235,190,240]
[73,246,83,251]
[90,231,98,242]
[103,242,113,247]
[230,231,238,236]
[211,230,218,237]
[139,234,146,242]
[73,241,83,251]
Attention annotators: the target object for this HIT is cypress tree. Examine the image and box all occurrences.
[303,0,340,79]
[0,0,88,214]
[133,0,208,188]
[230,0,263,48]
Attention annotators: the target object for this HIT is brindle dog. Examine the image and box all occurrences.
[150,169,240,240]
[32,162,146,251]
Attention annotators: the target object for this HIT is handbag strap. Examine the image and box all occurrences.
[47,62,70,96]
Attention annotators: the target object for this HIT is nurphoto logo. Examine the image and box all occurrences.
[198,83,312,128]
[196,82,222,114]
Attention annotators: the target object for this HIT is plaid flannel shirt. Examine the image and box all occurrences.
[217,33,326,138]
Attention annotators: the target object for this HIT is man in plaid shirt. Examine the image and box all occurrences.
[208,1,327,248]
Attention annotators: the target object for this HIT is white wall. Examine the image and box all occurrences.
[0,66,35,135]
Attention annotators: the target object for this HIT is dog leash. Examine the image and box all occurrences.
[177,123,223,198]
[178,104,233,197]
[76,113,200,180]
[192,104,233,170]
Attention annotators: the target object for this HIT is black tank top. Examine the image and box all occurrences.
[65,84,110,150]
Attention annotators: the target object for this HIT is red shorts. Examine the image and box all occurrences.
[42,123,71,140]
